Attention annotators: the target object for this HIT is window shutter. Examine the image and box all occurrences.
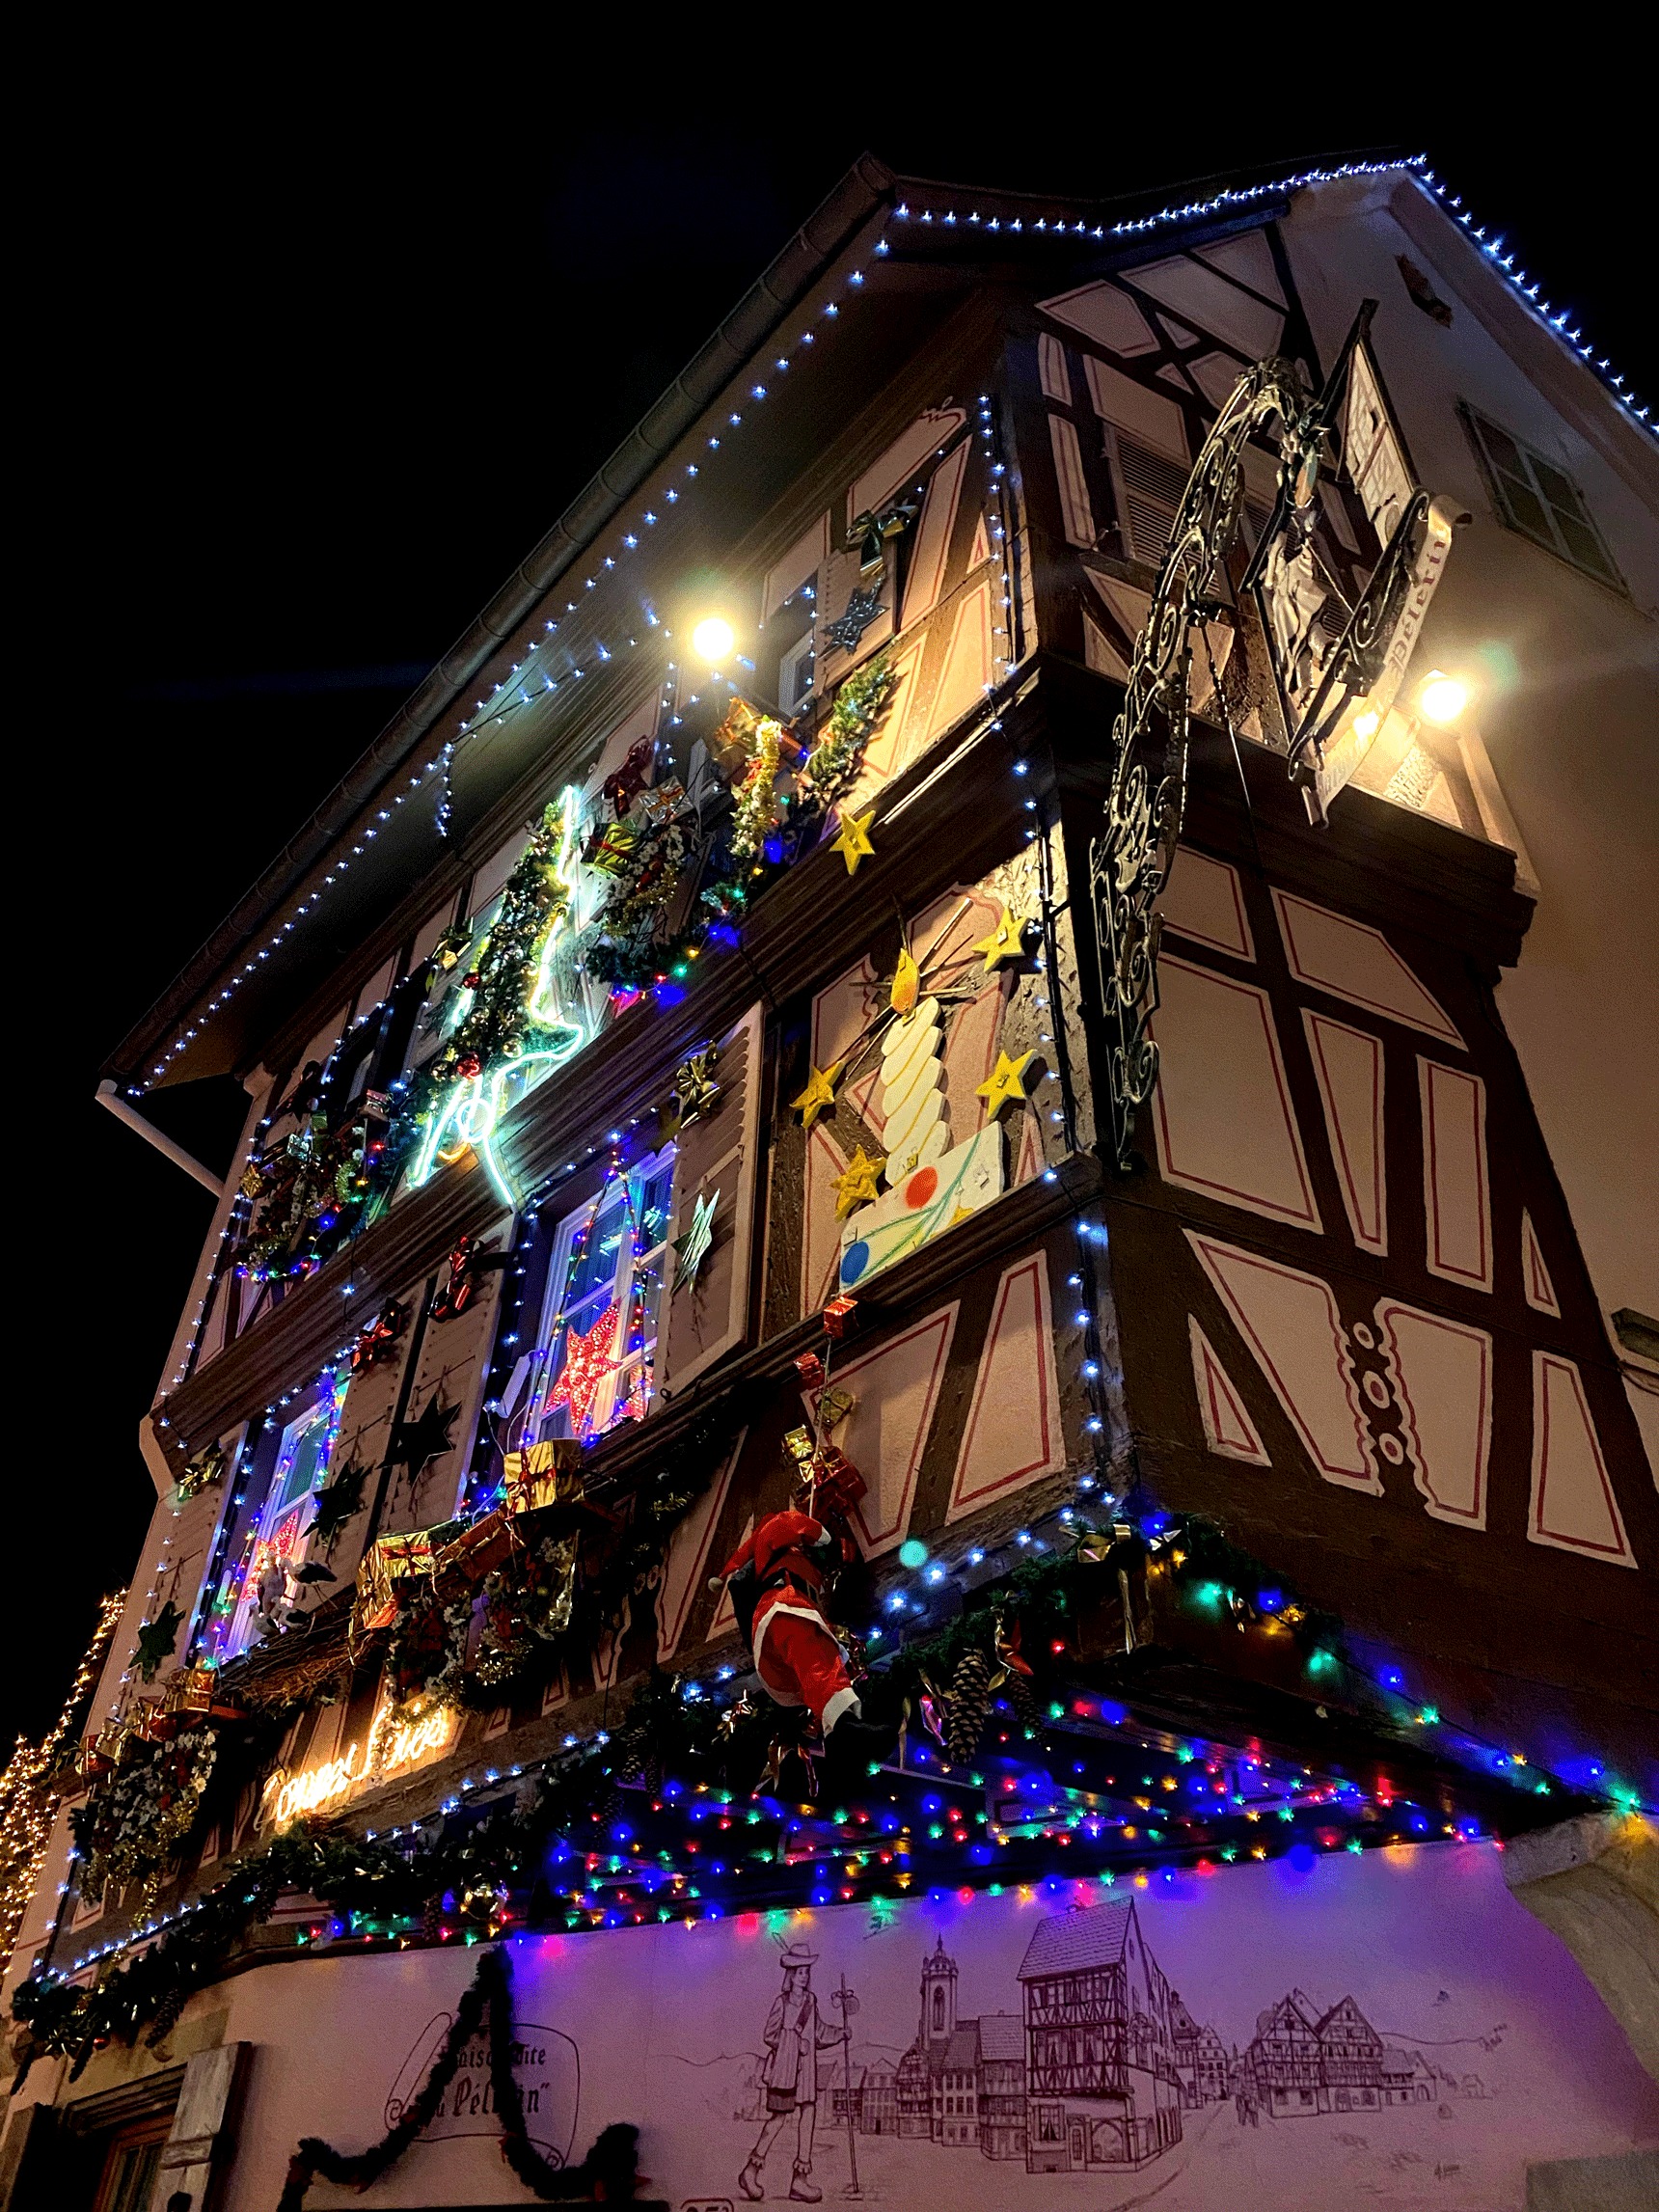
[659,1002,765,1396]
[313,1301,422,1591]
[385,1212,515,1531]
[155,2044,251,2212]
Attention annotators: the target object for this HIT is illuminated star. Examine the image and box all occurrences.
[832,1146,885,1219]
[976,1049,1040,1117]
[888,947,920,1017]
[791,1061,843,1128]
[830,808,876,874]
[544,1302,619,1434]
[671,1188,720,1294]
[971,905,1028,972]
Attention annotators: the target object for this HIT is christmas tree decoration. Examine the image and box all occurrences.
[845,497,918,581]
[387,1394,460,1486]
[309,1460,370,1550]
[975,1047,1040,1117]
[543,1302,619,1436]
[790,1062,842,1129]
[134,1600,184,1683]
[670,1188,720,1295]
[661,1045,721,1138]
[832,1145,884,1218]
[830,807,876,875]
[427,1233,505,1324]
[823,586,885,656]
[406,789,591,1206]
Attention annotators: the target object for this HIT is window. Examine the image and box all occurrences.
[1460,406,1623,588]
[216,1378,347,1660]
[529,1147,676,1440]
[778,630,817,716]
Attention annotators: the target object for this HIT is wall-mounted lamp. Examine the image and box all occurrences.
[1416,670,1472,725]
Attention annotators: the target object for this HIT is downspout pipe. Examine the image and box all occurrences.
[96,1079,226,1197]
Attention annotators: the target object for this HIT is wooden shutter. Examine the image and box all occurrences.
[154,2043,250,2212]
[659,1002,765,1396]
[303,1302,422,1598]
[388,1212,515,1531]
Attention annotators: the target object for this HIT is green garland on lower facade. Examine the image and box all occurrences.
[275,1944,655,2210]
[8,1514,1356,2085]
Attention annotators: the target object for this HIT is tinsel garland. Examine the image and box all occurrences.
[274,1945,657,2209]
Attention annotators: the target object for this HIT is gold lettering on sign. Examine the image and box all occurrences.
[262,1703,459,1828]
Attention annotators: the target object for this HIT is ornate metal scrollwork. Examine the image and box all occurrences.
[1088,304,1456,1172]
[1089,354,1313,1171]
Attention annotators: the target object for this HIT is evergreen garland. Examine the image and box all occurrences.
[6,1515,1374,2083]
[274,1945,658,2209]
[798,652,897,811]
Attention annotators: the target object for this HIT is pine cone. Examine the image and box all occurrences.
[1002,1663,1040,1736]
[945,1647,994,1767]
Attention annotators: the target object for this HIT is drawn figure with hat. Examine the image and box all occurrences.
[738,1943,844,2201]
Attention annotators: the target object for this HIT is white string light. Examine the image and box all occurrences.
[136,153,1647,1099]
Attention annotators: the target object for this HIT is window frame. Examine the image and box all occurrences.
[1458,403,1625,592]
[528,1142,678,1441]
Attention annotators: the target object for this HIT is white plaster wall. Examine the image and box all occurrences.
[1283,176,1659,1466]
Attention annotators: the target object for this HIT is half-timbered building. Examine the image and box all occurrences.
[2,150,1653,2212]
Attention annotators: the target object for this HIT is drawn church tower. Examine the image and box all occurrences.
[922,1933,958,2048]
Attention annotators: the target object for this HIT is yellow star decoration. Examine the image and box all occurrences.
[971,905,1027,972]
[790,1060,843,1129]
[889,946,920,1016]
[830,807,876,874]
[976,1049,1040,1117]
[833,1145,885,1218]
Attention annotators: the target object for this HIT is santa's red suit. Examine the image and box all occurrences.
[720,1509,860,1735]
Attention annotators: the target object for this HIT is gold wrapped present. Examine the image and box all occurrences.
[502,1438,585,1517]
[354,1526,441,1631]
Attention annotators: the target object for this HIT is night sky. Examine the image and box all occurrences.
[19,59,1647,1746]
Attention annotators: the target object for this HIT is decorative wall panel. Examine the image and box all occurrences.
[1187,1231,1379,1492]
[1374,1299,1491,1529]
[1302,1012,1387,1255]
[1272,890,1463,1045]
[947,1252,1067,1519]
[1529,1352,1635,1565]
[1418,1060,1492,1294]
[1187,1317,1271,1466]
[1153,959,1321,1231]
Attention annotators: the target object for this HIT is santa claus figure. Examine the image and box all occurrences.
[718,1507,894,1761]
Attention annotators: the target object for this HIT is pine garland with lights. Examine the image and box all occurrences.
[11,1508,1603,2082]
[798,651,897,811]
[71,1728,222,1912]
[421,799,583,1099]
[0,1592,126,1975]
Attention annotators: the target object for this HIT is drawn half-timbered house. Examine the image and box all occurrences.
[4,150,1653,2211]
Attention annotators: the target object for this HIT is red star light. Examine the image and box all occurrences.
[544,1301,619,1434]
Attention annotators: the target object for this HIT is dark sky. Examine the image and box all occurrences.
[18,54,1646,1746]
